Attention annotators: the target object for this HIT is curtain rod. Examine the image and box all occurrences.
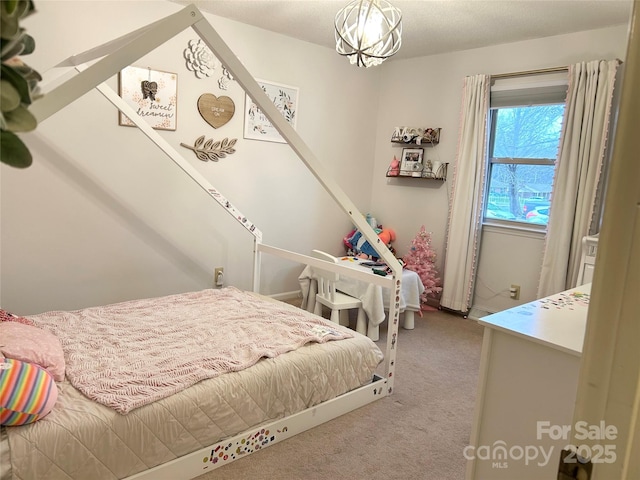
[491,65,569,79]
[492,58,623,79]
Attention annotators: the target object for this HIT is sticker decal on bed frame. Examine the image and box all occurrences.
[204,426,284,466]
[207,187,263,241]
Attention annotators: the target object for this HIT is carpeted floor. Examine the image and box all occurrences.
[195,307,484,480]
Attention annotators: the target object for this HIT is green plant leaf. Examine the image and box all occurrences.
[0,63,31,104]
[3,0,19,15]
[0,0,30,40]
[0,129,32,168]
[0,1,33,20]
[19,32,35,55]
[12,61,42,85]
[0,79,21,111]
[1,31,35,60]
[1,29,25,60]
[3,103,36,131]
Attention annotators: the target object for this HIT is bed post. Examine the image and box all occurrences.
[252,238,262,293]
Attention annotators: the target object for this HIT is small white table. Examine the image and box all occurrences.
[299,257,425,341]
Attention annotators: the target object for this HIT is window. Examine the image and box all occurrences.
[484,78,567,228]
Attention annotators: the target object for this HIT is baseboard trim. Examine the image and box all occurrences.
[268,290,302,301]
[468,305,497,321]
[424,296,441,310]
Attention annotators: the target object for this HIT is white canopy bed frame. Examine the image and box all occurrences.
[27,4,403,479]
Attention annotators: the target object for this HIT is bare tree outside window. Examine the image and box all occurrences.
[485,104,565,226]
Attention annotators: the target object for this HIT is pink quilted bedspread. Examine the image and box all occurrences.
[29,287,352,414]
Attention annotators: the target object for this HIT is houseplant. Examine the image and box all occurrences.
[1,0,40,168]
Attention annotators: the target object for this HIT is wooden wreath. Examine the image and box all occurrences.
[180,136,237,162]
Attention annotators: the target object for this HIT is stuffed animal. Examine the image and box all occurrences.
[388,156,400,176]
[343,228,358,254]
[347,228,396,260]
[378,228,396,246]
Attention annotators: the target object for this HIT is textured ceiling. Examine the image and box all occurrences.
[170,0,633,61]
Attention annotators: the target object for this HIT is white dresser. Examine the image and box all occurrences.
[466,284,591,479]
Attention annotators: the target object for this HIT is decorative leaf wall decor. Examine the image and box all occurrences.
[180,136,237,162]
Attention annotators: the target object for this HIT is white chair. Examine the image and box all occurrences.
[311,250,367,335]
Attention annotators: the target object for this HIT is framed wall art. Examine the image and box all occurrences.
[400,148,424,176]
[118,66,177,131]
[244,79,298,143]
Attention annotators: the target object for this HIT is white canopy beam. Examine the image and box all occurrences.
[31,5,203,123]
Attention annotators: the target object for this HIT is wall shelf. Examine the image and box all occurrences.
[386,163,448,181]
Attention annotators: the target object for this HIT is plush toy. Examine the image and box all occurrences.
[388,156,400,176]
[343,228,358,254]
[347,228,396,260]
[378,228,396,246]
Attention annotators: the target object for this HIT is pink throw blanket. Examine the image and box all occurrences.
[29,287,352,414]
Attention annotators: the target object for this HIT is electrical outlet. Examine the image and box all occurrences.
[510,284,521,300]
[214,267,224,287]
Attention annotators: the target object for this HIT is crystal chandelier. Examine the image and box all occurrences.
[334,0,402,68]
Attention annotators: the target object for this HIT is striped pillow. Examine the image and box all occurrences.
[0,358,58,426]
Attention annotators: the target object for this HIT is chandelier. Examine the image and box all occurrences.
[334,0,402,68]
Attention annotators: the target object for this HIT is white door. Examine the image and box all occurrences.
[568,2,640,478]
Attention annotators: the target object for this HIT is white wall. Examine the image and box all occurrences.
[371,24,630,314]
[1,1,380,314]
[1,1,631,316]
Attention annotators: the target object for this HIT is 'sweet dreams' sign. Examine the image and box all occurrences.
[119,66,178,131]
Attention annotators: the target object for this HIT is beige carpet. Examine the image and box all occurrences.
[194,308,484,480]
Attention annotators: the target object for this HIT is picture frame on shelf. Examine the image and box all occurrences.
[400,148,424,176]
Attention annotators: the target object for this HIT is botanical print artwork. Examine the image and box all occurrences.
[244,80,298,143]
[118,66,177,131]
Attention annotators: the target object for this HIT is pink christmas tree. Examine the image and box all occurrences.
[403,226,442,304]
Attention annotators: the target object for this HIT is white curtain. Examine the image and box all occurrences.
[538,59,619,297]
[440,75,490,313]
